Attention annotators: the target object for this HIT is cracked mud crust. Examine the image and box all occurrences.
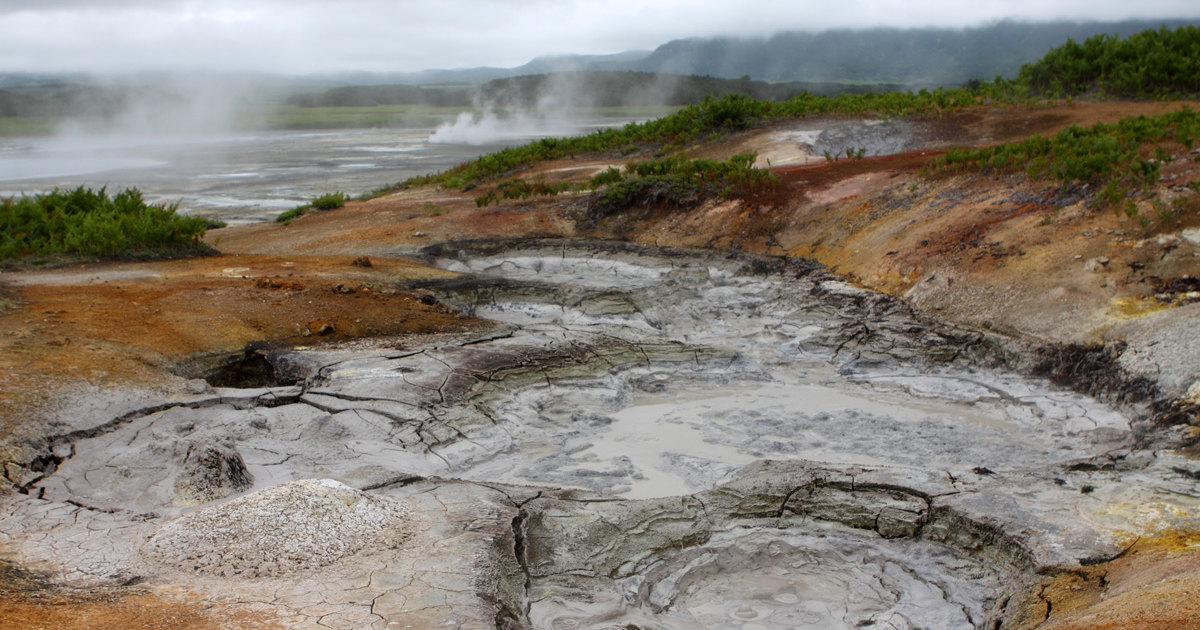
[143,479,413,578]
[2,242,1193,629]
[2,101,1199,629]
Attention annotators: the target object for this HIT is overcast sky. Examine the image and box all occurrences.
[2,0,1198,75]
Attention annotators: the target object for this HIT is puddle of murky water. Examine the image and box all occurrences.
[444,360,1125,499]
[532,528,998,630]
[441,255,681,288]
[577,382,1005,499]
[420,251,1133,500]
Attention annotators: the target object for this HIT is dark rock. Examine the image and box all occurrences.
[308,321,336,336]
[1171,466,1200,480]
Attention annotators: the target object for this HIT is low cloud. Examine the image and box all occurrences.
[1,0,1198,75]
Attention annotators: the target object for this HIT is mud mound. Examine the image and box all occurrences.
[143,479,411,578]
[173,441,254,506]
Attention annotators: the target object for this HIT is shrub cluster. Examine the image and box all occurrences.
[1018,26,1200,99]
[276,192,346,224]
[0,186,212,262]
[472,152,778,211]
[930,108,1200,215]
[400,87,1022,194]
[594,153,777,212]
[473,180,571,208]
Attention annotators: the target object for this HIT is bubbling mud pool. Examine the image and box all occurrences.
[424,246,1128,500]
[1,241,1160,629]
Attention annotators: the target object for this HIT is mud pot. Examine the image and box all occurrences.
[2,240,1196,629]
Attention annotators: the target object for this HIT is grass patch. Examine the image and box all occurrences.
[472,152,777,211]
[276,192,346,225]
[275,206,308,224]
[595,152,778,212]
[0,116,59,137]
[310,191,347,210]
[394,86,1027,194]
[0,186,213,264]
[474,179,573,207]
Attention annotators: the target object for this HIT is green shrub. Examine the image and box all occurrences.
[276,205,308,224]
[928,108,1200,213]
[474,179,572,207]
[310,192,346,210]
[593,152,777,213]
[589,167,625,188]
[598,175,702,210]
[277,192,347,224]
[471,152,777,211]
[0,186,212,263]
[1018,26,1200,99]
[392,87,1026,194]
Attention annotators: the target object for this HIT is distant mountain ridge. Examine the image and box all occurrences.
[628,19,1200,85]
[2,19,1199,93]
[293,51,657,87]
[325,18,1200,88]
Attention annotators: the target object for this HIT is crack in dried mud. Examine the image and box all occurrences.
[2,240,1196,629]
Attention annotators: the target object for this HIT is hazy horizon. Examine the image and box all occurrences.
[2,1,1199,76]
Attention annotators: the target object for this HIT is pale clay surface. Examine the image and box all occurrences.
[2,242,1198,629]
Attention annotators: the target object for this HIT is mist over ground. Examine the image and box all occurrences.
[4,15,1200,213]
[2,0,1199,74]
[5,18,1200,146]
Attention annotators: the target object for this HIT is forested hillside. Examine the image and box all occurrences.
[1018,25,1200,98]
[475,72,899,108]
[633,19,1200,85]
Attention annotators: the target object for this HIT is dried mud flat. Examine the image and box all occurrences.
[2,103,1200,629]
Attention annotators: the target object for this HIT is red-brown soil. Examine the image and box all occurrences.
[0,254,477,444]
